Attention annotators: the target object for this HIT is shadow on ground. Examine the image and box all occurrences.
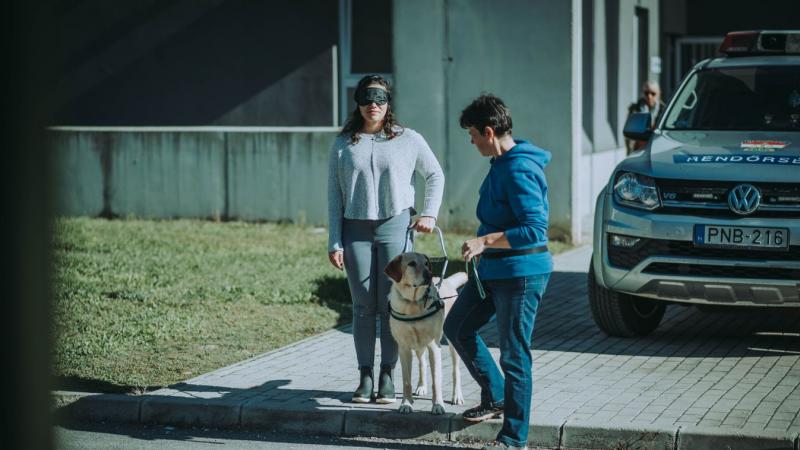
[481,271,800,358]
[56,419,474,449]
[314,268,800,360]
[57,379,475,445]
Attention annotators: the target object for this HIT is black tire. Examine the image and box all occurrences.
[588,260,666,337]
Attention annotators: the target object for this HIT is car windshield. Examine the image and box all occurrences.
[663,65,800,131]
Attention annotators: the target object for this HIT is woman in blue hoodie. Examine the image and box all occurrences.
[444,94,552,450]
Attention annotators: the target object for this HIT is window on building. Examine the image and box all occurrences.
[351,0,392,73]
[339,0,393,123]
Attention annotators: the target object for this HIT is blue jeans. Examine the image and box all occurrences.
[444,273,550,448]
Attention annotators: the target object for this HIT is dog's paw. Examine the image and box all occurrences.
[430,403,446,415]
[414,385,427,396]
[451,391,465,405]
[398,403,414,414]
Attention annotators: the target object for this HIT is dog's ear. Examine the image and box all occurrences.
[384,254,404,283]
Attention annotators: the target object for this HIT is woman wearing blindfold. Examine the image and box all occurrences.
[327,74,445,404]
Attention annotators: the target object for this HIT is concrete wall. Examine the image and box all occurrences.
[394,0,660,243]
[393,0,576,238]
[392,0,449,227]
[51,127,339,224]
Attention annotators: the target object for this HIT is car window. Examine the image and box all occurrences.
[664,65,800,131]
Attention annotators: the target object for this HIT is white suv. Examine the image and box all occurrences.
[589,30,800,337]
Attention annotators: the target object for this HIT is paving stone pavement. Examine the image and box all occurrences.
[58,245,800,449]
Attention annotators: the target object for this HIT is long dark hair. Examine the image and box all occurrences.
[340,75,402,144]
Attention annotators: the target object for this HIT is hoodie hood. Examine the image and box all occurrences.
[493,139,551,170]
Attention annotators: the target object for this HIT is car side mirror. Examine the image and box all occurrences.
[623,112,653,141]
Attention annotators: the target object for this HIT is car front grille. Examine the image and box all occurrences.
[642,262,800,280]
[607,236,800,270]
[655,179,800,218]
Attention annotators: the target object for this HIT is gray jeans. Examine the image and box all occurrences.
[342,209,410,369]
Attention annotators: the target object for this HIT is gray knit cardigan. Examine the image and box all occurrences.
[327,128,445,252]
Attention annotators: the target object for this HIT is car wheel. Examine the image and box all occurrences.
[588,260,666,337]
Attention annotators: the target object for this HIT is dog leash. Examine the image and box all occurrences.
[466,257,486,300]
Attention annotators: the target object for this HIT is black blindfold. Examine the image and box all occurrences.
[355,87,390,106]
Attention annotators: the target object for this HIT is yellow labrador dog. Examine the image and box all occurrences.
[384,252,467,414]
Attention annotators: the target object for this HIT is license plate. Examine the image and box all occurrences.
[694,225,790,250]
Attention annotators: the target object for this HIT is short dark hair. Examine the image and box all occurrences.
[459,94,512,136]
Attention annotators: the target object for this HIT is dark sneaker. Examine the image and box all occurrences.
[352,367,373,403]
[375,365,395,404]
[462,402,504,422]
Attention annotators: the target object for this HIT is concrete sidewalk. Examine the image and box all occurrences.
[57,245,800,449]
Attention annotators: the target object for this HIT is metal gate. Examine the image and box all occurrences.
[673,36,724,89]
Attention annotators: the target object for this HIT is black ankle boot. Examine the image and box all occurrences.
[352,366,373,403]
[376,364,395,404]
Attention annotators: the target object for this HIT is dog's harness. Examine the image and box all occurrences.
[389,283,460,322]
[388,226,454,323]
[389,286,451,322]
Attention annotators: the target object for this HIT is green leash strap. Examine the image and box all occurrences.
[467,257,486,300]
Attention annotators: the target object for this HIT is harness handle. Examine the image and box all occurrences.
[402,225,448,289]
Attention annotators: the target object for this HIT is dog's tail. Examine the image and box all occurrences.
[443,272,468,290]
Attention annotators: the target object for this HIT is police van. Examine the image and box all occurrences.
[589,30,800,336]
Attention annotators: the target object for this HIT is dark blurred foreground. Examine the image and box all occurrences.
[2,2,54,449]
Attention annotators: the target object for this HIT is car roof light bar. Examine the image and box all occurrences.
[719,30,800,56]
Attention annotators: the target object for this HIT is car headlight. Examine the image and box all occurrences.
[613,172,660,210]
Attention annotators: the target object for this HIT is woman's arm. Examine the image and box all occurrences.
[503,165,548,248]
[327,144,344,269]
[413,132,445,221]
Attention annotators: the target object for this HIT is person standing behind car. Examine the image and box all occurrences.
[444,94,552,450]
[327,75,445,404]
[626,80,666,154]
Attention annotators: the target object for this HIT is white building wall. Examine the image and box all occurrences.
[574,0,660,243]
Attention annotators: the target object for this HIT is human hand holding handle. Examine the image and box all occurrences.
[412,216,436,233]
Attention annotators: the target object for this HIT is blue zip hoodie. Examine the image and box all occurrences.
[476,139,553,280]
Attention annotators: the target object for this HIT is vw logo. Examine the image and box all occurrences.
[727,184,761,215]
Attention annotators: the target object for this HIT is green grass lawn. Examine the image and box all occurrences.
[53,218,571,392]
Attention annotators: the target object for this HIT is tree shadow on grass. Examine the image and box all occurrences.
[310,255,469,330]
[54,375,162,394]
[312,275,352,327]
